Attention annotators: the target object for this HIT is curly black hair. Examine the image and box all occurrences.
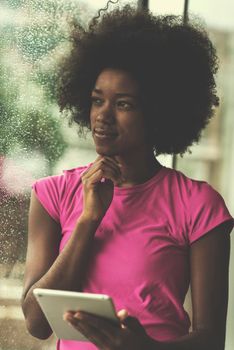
[57,4,219,156]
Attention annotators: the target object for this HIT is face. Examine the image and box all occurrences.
[90,68,150,157]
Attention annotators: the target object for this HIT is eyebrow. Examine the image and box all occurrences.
[92,88,137,99]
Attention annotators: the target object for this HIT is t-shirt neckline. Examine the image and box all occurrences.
[113,165,168,195]
[65,162,169,196]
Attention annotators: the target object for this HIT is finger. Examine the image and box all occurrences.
[65,314,108,348]
[117,309,129,329]
[85,167,122,187]
[80,156,103,177]
[95,157,123,180]
[94,154,121,168]
[74,311,121,339]
[117,309,129,321]
[100,157,123,178]
[102,156,122,169]
[81,154,103,172]
[81,156,123,183]
[121,316,147,335]
[82,158,122,182]
[96,158,122,180]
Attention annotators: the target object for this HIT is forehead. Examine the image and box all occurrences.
[94,68,140,94]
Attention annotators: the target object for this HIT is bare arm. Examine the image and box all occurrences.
[154,219,232,350]
[21,156,123,339]
[21,191,101,339]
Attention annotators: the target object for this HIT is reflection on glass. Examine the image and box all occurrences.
[1,0,233,349]
[0,1,136,349]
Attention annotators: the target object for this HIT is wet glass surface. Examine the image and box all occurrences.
[0,0,233,349]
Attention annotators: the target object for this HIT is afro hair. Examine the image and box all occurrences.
[57,4,219,156]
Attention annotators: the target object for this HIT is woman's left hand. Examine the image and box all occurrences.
[63,309,155,350]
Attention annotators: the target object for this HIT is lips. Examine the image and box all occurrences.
[94,128,117,137]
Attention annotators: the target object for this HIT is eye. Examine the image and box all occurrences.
[117,100,133,110]
[91,96,103,106]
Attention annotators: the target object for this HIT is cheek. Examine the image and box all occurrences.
[124,117,147,139]
[90,110,96,126]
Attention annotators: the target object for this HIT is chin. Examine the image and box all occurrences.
[95,145,118,157]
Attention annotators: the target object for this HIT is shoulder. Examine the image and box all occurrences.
[31,163,93,222]
[163,166,224,202]
[32,162,93,193]
[62,162,93,185]
[162,167,234,244]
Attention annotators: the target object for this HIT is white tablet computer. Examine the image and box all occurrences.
[33,288,120,341]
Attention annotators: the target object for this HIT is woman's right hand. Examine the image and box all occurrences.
[80,156,124,222]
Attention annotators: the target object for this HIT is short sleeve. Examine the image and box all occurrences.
[187,181,234,244]
[32,174,65,223]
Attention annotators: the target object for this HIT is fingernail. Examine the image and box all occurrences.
[74,312,82,320]
[63,314,73,322]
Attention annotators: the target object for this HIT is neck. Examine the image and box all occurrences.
[113,149,162,187]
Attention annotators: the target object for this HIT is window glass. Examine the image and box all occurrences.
[149,0,185,15]
[186,4,234,350]
[0,1,134,349]
[1,1,233,349]
[150,1,234,350]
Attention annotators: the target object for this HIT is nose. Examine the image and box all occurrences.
[96,103,115,125]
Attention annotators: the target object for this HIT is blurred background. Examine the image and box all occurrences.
[0,0,233,349]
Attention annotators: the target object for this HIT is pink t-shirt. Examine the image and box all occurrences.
[32,163,234,350]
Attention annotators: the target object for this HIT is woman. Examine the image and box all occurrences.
[21,4,234,350]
